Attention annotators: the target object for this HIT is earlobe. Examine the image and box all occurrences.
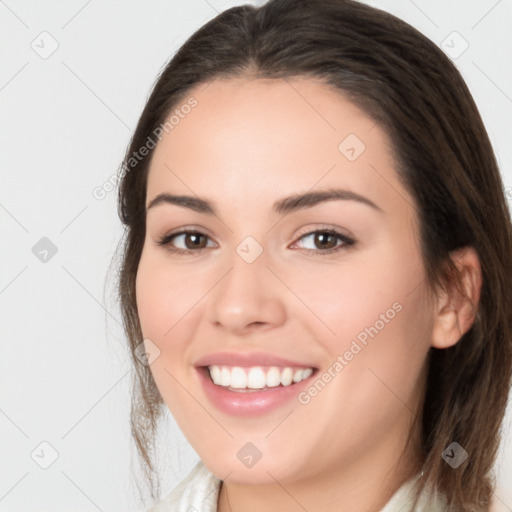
[431,247,482,349]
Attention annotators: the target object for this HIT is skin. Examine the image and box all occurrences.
[135,76,481,512]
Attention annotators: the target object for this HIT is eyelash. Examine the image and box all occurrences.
[156,227,356,256]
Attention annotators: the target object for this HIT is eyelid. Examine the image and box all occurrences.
[156,226,217,248]
[292,223,355,242]
[289,225,356,254]
[156,223,356,255]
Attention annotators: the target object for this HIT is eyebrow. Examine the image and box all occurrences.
[146,188,383,216]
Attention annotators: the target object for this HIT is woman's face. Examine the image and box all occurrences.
[136,77,434,485]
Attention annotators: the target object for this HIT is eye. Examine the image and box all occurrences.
[156,229,216,255]
[156,227,356,256]
[290,228,356,255]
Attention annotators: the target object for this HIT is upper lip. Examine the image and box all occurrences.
[194,351,317,369]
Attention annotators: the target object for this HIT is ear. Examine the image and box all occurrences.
[431,246,482,349]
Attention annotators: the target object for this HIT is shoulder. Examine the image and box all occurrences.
[147,460,221,512]
[380,473,448,512]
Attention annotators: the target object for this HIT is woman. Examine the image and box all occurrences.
[115,0,512,510]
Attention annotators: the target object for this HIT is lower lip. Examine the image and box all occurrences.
[197,367,316,417]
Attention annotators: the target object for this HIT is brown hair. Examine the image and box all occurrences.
[114,0,512,509]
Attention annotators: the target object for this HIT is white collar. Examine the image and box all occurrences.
[148,460,447,512]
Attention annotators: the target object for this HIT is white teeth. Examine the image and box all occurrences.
[207,365,314,389]
[266,367,281,387]
[281,367,293,386]
[231,367,247,388]
[210,365,221,385]
[247,367,266,389]
[302,368,313,379]
[220,367,231,387]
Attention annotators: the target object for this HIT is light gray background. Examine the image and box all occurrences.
[1,0,511,510]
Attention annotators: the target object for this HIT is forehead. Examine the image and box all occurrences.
[146,76,409,218]
[151,76,379,165]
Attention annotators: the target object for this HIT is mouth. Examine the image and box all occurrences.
[196,362,318,416]
[203,365,315,392]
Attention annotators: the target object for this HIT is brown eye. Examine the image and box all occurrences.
[182,232,208,249]
[292,229,356,255]
[156,229,215,254]
[312,232,338,250]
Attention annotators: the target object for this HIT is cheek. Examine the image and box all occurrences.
[331,263,431,411]
[135,251,200,413]
[286,248,426,353]
[136,249,200,342]
[291,245,432,412]
[135,248,217,395]
[291,275,431,462]
[136,257,169,343]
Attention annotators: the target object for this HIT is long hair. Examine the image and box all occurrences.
[115,1,512,509]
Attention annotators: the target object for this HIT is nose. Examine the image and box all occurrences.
[205,246,286,336]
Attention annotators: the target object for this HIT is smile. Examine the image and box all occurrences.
[208,365,314,391]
